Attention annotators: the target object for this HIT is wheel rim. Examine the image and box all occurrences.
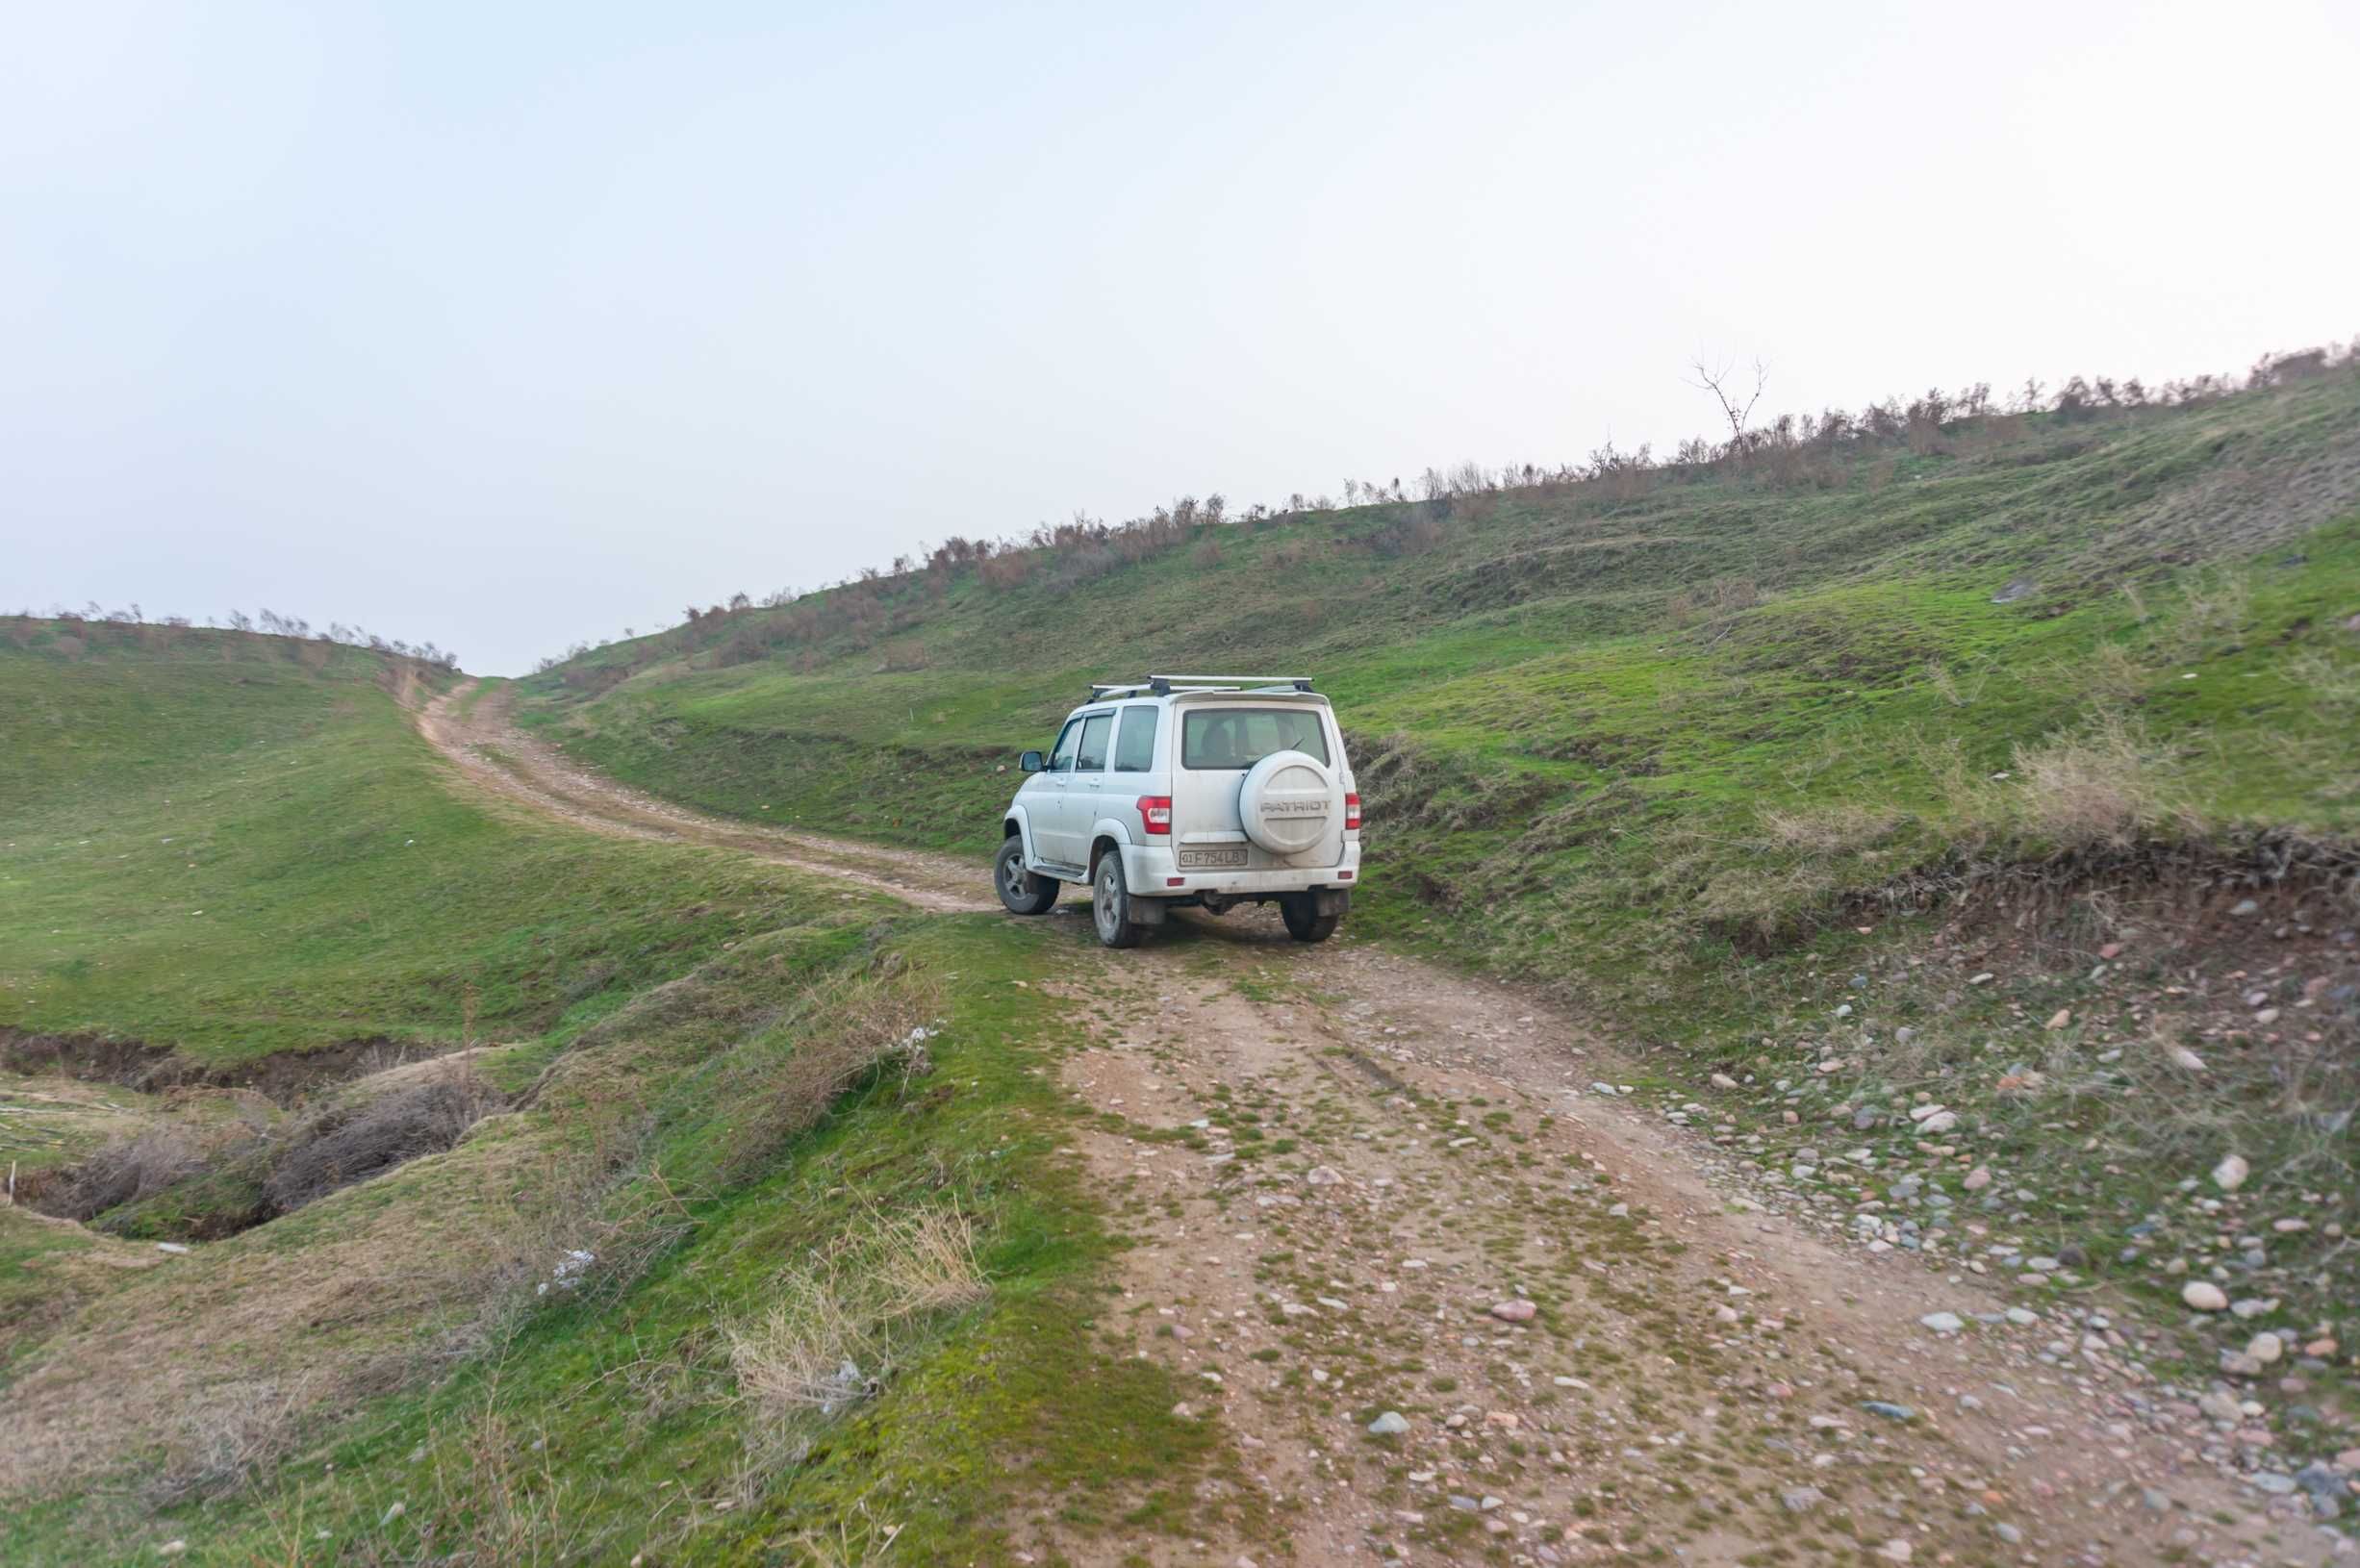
[1095,862,1120,939]
[1001,850,1026,901]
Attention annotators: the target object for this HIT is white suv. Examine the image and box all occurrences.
[995,675,1361,948]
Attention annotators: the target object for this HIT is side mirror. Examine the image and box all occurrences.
[1019,750,1045,772]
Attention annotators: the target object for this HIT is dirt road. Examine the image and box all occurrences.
[422,682,2338,1567]
[420,683,989,913]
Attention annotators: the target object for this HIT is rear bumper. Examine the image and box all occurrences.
[1119,840,1360,897]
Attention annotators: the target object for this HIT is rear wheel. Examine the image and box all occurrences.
[1280,892,1341,944]
[1092,853,1146,948]
[995,836,1058,916]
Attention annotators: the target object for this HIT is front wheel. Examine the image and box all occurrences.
[1092,853,1146,948]
[995,836,1058,916]
[1280,892,1341,944]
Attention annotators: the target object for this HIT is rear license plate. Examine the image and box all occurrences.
[1177,847,1249,869]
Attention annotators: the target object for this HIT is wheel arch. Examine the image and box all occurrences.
[1086,828,1129,878]
[1002,804,1038,862]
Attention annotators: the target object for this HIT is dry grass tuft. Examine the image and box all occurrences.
[1920,659,1974,707]
[713,971,940,1183]
[2079,641,2150,702]
[1696,860,1842,935]
[1758,802,1903,854]
[2008,711,2186,849]
[298,1394,590,1566]
[152,1373,321,1502]
[725,1205,985,1422]
[2030,1010,2360,1187]
[781,1497,906,1566]
[2165,568,2252,662]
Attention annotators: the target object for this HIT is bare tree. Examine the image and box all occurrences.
[1686,355,1769,443]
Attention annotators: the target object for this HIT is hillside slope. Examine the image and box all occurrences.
[520,371,2360,985]
[518,369,2360,1490]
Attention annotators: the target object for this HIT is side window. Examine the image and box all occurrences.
[1076,713,1114,771]
[1112,705,1159,772]
[1048,719,1082,772]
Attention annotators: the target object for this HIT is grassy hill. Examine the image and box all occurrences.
[0,626,809,1067]
[0,628,1217,1564]
[6,364,2356,1561]
[520,370,2360,989]
[517,367,2360,1380]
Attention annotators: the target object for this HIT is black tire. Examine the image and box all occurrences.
[1091,852,1145,948]
[1281,892,1341,944]
[995,835,1058,916]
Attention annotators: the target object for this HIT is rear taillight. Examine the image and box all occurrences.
[1136,796,1172,834]
[1344,792,1362,831]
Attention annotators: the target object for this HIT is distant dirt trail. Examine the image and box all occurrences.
[418,682,2332,1567]
[419,681,991,913]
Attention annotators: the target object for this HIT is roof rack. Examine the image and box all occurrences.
[1151,673,1313,695]
[1087,674,1317,700]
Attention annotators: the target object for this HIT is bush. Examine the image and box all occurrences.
[262,1064,500,1212]
[38,1124,207,1221]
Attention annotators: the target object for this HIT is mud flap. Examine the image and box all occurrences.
[1129,897,1170,925]
[1314,889,1352,918]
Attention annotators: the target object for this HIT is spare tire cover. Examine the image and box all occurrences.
[1238,748,1336,856]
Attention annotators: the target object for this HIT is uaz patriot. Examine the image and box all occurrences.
[994,675,1360,948]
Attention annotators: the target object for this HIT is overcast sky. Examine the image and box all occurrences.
[7,2,2356,673]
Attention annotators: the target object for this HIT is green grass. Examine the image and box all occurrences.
[0,629,825,1064]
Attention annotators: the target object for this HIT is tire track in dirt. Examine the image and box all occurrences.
[417,686,2337,1567]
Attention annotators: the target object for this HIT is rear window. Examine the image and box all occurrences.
[1180,707,1330,770]
[1113,705,1158,772]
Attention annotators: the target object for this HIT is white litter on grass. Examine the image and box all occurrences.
[536,1249,596,1296]
[815,1357,871,1415]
